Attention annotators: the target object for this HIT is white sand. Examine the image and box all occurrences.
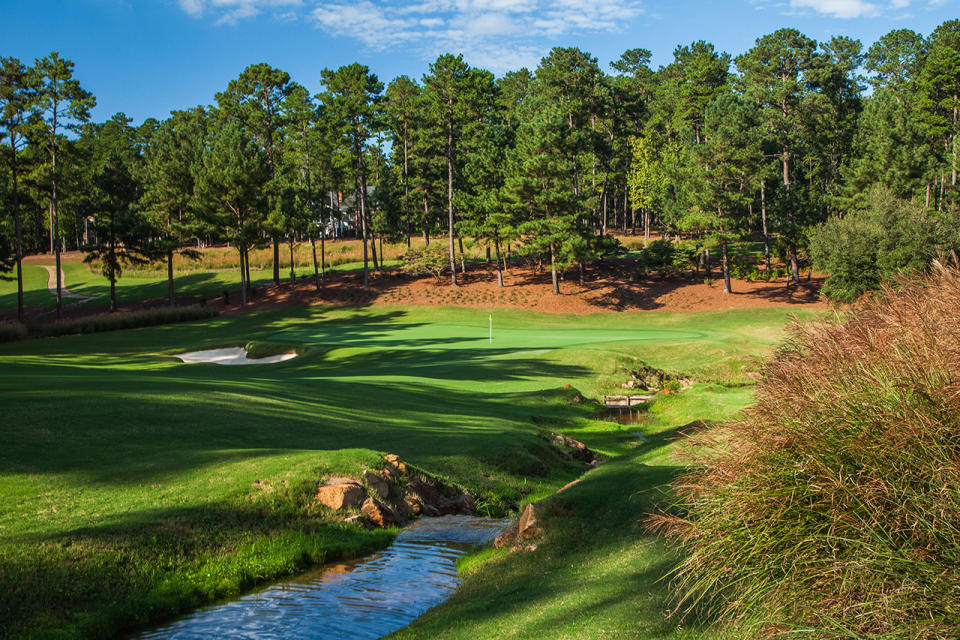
[176,347,297,365]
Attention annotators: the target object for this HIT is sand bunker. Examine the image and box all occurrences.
[176,347,297,365]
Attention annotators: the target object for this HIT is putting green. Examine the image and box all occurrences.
[271,321,706,351]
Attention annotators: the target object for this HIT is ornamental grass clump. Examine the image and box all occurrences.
[649,263,960,639]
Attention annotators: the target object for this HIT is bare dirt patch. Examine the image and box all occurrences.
[218,261,828,316]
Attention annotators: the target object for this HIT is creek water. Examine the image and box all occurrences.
[135,515,509,640]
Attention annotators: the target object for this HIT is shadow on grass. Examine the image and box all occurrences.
[393,456,716,639]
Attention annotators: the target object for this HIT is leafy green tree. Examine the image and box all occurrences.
[0,56,35,321]
[810,186,951,302]
[915,21,960,199]
[80,114,152,312]
[422,54,497,285]
[736,29,820,283]
[30,51,95,318]
[384,75,420,246]
[865,28,926,95]
[506,97,579,295]
[459,121,515,287]
[196,121,269,306]
[140,108,206,305]
[696,92,760,292]
[217,63,293,286]
[652,41,730,144]
[319,63,383,288]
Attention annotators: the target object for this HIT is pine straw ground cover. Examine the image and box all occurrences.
[649,264,960,639]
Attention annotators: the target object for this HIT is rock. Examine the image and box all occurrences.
[363,469,390,499]
[409,477,442,507]
[315,481,364,510]
[518,503,540,539]
[343,514,372,529]
[435,497,458,516]
[453,493,475,513]
[403,493,423,515]
[383,454,408,474]
[493,521,519,549]
[361,497,401,527]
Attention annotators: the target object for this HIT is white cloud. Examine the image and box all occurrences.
[788,0,880,18]
[174,0,643,73]
[306,0,643,73]
[178,0,303,25]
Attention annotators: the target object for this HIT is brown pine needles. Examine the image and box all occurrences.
[648,263,960,640]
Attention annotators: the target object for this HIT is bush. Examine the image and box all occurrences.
[24,306,219,340]
[401,244,448,281]
[809,185,952,302]
[0,321,28,343]
[634,239,676,277]
[649,264,960,639]
[244,341,297,360]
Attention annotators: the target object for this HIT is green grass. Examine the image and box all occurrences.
[0,259,398,311]
[391,388,749,640]
[0,304,809,639]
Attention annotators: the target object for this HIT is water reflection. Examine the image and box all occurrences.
[136,516,509,640]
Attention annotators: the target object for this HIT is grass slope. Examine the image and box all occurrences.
[393,389,751,639]
[0,305,810,638]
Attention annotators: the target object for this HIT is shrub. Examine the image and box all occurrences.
[26,307,219,340]
[649,264,960,639]
[809,185,953,303]
[0,321,28,343]
[635,239,676,277]
[401,244,448,281]
[244,341,297,360]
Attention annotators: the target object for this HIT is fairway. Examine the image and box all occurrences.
[0,304,809,639]
[271,320,706,351]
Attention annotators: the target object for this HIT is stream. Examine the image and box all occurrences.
[135,515,510,640]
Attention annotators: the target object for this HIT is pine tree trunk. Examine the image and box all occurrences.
[311,237,320,291]
[289,238,296,287]
[644,208,650,241]
[447,117,457,287]
[789,247,800,284]
[359,180,369,288]
[273,238,280,286]
[10,141,24,322]
[244,246,251,291]
[458,236,466,274]
[321,224,326,286]
[760,183,771,272]
[239,243,247,307]
[494,236,504,288]
[167,248,175,307]
[550,242,559,295]
[52,144,62,319]
[721,241,731,294]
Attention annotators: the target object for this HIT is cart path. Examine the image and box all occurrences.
[43,266,97,302]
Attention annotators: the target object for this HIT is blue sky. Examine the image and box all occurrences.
[3,0,957,123]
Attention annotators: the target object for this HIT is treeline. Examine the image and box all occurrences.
[3,21,960,319]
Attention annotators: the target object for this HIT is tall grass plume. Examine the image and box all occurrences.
[648,263,960,639]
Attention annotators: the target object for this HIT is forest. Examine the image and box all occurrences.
[3,21,960,320]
